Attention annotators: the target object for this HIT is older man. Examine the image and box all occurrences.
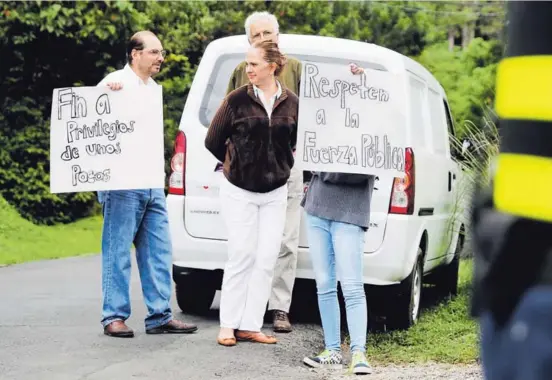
[226,11,365,333]
[97,30,197,338]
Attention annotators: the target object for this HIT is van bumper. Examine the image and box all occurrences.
[168,195,423,286]
[296,215,423,285]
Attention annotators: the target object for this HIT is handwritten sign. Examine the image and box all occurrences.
[49,86,165,193]
[295,61,407,178]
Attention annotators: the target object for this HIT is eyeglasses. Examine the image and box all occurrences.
[146,49,167,58]
[135,48,167,58]
[251,31,276,42]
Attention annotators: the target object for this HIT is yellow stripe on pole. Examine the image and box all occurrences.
[495,56,552,121]
[494,153,552,222]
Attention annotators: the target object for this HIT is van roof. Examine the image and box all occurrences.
[206,34,445,95]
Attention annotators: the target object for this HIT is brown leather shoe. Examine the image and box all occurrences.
[146,319,198,334]
[273,310,292,333]
[104,320,134,338]
[235,330,277,344]
[217,336,237,347]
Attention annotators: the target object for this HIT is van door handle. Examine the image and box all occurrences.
[448,172,456,191]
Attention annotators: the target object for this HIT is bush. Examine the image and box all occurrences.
[450,109,500,257]
[0,1,149,224]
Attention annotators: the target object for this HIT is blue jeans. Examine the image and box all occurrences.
[306,213,367,353]
[480,285,552,380]
[98,189,173,330]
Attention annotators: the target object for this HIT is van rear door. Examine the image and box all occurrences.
[181,36,398,249]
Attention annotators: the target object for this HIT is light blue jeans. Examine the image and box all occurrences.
[98,189,173,330]
[306,213,367,353]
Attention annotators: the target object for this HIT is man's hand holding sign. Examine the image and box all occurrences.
[295,61,407,178]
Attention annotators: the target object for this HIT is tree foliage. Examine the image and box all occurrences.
[0,1,149,224]
[0,0,505,224]
[417,37,502,133]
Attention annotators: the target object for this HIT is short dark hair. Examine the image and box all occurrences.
[126,31,156,64]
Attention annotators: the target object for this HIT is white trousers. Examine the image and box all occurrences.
[219,177,288,331]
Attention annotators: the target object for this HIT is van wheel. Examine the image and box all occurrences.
[386,248,423,330]
[434,231,464,297]
[174,270,217,316]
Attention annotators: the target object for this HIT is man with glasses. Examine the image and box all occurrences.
[97,30,197,338]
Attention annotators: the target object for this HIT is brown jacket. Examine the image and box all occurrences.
[205,84,299,193]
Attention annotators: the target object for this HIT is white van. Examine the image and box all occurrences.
[166,34,468,329]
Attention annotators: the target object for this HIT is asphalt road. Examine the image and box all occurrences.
[0,255,331,380]
[0,255,484,380]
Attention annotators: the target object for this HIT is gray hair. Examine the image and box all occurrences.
[244,11,279,39]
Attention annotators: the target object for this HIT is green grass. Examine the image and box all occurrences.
[367,260,479,365]
[0,196,103,265]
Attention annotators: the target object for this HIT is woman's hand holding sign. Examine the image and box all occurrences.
[349,63,364,75]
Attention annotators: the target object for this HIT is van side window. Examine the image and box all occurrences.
[408,76,428,149]
[427,89,448,155]
[199,54,244,127]
[442,100,456,152]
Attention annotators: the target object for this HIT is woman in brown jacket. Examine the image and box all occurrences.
[205,40,299,346]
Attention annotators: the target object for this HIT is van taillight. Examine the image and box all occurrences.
[169,131,186,195]
[389,147,415,215]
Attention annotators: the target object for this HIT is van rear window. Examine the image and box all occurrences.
[198,53,387,127]
[199,53,244,127]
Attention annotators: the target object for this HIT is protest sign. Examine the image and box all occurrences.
[49,86,165,193]
[295,61,407,178]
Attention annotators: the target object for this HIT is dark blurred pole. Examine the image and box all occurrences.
[471,2,552,379]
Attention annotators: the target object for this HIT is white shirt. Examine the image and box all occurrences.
[253,80,282,119]
[95,63,165,185]
[97,63,158,88]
